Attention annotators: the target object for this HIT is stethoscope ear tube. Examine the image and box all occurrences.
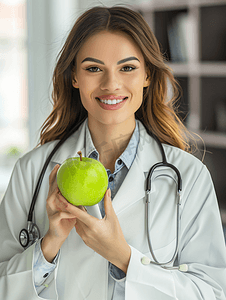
[146,162,182,193]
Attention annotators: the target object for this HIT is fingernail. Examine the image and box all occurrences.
[108,188,111,197]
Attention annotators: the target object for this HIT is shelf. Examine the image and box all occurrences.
[197,0,226,6]
[199,63,226,76]
[220,209,226,225]
[134,0,226,11]
[167,62,226,76]
[166,63,189,76]
[133,0,188,11]
[194,131,226,148]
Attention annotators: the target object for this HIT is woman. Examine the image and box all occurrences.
[0,5,225,300]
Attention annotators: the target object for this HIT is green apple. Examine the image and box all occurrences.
[57,151,108,206]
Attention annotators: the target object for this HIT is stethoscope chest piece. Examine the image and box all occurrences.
[19,221,40,248]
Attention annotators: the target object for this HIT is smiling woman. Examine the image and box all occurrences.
[70,29,152,165]
[0,4,226,300]
[36,6,191,154]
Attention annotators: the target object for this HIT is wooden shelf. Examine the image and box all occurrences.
[193,131,226,148]
[167,62,226,76]
[133,0,226,10]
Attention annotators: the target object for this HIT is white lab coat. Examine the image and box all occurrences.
[0,118,226,300]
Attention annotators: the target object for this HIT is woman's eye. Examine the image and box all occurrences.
[86,66,100,72]
[121,66,136,72]
[85,66,136,72]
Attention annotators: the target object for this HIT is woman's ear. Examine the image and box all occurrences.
[143,65,151,87]
[71,63,79,88]
[72,76,79,89]
[143,74,151,88]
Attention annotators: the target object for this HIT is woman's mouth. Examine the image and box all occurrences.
[96,97,128,110]
[96,97,128,105]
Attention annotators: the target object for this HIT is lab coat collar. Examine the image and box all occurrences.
[51,118,163,216]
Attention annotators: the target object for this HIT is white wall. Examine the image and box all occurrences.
[27,0,80,149]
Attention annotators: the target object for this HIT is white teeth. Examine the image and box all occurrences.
[98,98,126,105]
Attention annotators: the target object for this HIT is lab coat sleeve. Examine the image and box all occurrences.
[34,238,59,292]
[125,164,226,300]
[0,158,58,300]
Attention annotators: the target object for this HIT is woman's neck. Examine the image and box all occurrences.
[87,116,136,167]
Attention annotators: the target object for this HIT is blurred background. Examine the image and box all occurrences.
[0,0,225,239]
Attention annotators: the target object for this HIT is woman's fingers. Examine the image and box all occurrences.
[48,210,77,240]
[48,164,60,196]
[49,164,60,184]
[47,165,67,213]
[57,193,88,214]
[46,164,79,241]
[77,205,88,213]
[47,190,68,214]
[47,165,89,218]
[49,165,60,187]
[50,211,77,223]
[61,200,95,227]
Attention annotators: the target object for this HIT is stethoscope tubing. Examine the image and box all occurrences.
[146,188,181,267]
[27,119,85,222]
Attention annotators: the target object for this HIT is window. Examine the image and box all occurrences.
[0,0,28,202]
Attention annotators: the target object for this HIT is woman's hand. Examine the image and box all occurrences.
[42,164,86,262]
[58,188,131,273]
[45,164,77,242]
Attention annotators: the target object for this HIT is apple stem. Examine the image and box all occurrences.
[77,151,82,161]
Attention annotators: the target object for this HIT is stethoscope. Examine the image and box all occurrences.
[19,119,188,272]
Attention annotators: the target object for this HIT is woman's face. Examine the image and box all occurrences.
[72,30,150,126]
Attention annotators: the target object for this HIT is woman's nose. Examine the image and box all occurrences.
[100,72,122,90]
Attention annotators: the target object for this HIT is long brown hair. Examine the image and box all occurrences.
[35,5,196,153]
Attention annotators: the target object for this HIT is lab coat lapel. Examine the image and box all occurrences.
[112,120,162,215]
[51,118,87,165]
[111,121,176,255]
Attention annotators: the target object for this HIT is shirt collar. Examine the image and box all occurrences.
[85,119,140,170]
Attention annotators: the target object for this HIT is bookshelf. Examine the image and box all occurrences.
[133,0,226,225]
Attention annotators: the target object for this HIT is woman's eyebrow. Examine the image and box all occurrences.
[81,56,140,65]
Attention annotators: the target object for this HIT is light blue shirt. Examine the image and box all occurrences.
[33,118,140,299]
